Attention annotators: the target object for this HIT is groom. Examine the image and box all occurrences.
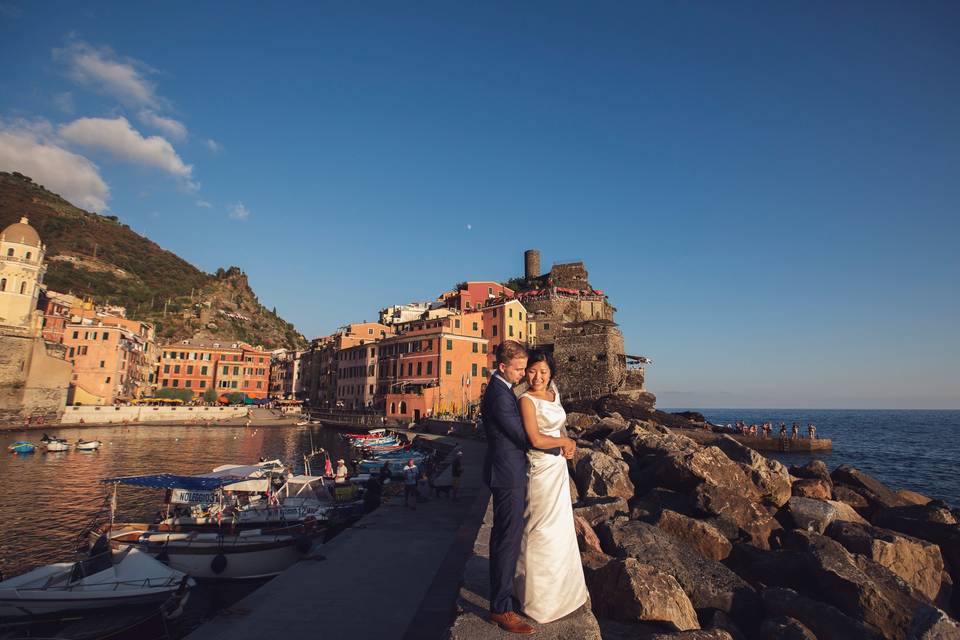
[481,340,562,634]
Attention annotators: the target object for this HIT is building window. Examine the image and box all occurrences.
[400,401,407,414]
[482,343,487,354]
[482,367,489,377]
[162,379,169,387]
[426,361,433,375]
[172,379,179,387]
[102,332,109,340]
[200,380,206,388]
[509,308,513,318]
[416,362,422,376]
[5,248,12,257]
[233,367,239,375]
[509,325,514,337]
[446,361,452,375]
[407,362,413,376]
[185,380,192,388]
[493,309,497,318]
[472,322,478,331]
[472,364,478,377]
[492,326,498,337]
[390,402,396,414]
[105,376,111,384]
[488,287,493,295]
[256,381,262,389]
[0,278,4,292]
[72,330,78,339]
[446,339,453,350]
[543,323,550,330]
[201,366,208,375]
[99,360,105,368]
[174,365,181,374]
[231,381,238,389]
[69,347,75,357]
[187,366,194,375]
[472,343,478,353]
[222,366,229,375]
[163,364,170,373]
[19,281,26,294]
[520,331,523,340]
[455,319,461,328]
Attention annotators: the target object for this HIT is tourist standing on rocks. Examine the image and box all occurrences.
[515,349,587,624]
[791,422,800,440]
[480,340,546,634]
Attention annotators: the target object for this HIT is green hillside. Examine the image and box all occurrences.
[0,171,306,350]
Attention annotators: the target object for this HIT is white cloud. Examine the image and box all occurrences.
[55,41,159,108]
[228,202,250,220]
[52,91,74,114]
[0,119,109,211]
[60,116,192,180]
[205,138,223,154]
[195,199,212,208]
[138,109,187,141]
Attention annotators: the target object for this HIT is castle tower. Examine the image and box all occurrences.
[0,216,46,331]
[524,249,540,279]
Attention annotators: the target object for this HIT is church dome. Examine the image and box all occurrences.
[1,217,41,247]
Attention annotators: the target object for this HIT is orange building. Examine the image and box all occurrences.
[481,297,529,370]
[157,339,270,399]
[61,313,157,404]
[337,342,379,409]
[442,281,514,313]
[377,312,488,420]
[307,322,393,408]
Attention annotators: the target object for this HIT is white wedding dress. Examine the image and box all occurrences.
[514,388,589,623]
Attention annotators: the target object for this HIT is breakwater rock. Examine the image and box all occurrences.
[565,410,960,640]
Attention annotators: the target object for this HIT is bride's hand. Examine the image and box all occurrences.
[561,437,576,459]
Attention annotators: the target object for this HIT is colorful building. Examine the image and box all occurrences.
[480,297,529,369]
[336,342,379,409]
[442,281,515,313]
[157,339,270,399]
[377,312,488,420]
[61,312,157,405]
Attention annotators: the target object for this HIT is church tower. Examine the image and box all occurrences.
[0,216,46,332]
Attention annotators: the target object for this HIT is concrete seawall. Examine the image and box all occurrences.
[59,405,249,424]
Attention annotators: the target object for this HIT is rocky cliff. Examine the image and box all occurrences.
[0,171,305,349]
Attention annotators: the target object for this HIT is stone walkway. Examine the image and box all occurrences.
[186,429,602,640]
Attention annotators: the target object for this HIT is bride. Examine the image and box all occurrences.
[513,349,589,623]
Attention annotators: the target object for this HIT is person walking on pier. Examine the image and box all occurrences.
[451,450,463,502]
[402,458,419,510]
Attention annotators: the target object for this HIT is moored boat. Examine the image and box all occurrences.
[8,441,36,454]
[40,434,70,452]
[0,546,193,621]
[76,439,102,451]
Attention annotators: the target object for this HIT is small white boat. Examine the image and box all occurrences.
[0,547,192,621]
[41,434,70,452]
[76,439,102,451]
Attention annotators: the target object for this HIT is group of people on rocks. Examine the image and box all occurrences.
[735,420,818,440]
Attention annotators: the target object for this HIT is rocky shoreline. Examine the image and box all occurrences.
[564,408,960,639]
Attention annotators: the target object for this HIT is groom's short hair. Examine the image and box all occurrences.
[495,340,528,366]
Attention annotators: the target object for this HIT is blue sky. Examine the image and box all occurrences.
[1,2,958,409]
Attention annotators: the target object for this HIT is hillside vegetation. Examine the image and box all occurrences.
[0,171,305,350]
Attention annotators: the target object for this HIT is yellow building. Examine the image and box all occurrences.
[481,298,529,370]
[0,217,45,331]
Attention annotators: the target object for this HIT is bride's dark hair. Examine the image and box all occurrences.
[526,348,556,378]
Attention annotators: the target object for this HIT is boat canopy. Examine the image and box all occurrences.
[104,474,251,491]
[206,459,284,478]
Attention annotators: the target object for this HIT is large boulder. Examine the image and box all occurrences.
[834,485,872,513]
[585,557,700,631]
[906,605,960,640]
[827,520,945,601]
[762,587,882,640]
[870,510,960,573]
[790,460,833,484]
[878,504,958,526]
[693,483,781,549]
[781,530,929,639]
[714,436,792,507]
[831,465,910,511]
[759,616,818,640]
[654,509,732,561]
[596,520,760,624]
[649,446,762,503]
[574,496,630,527]
[897,490,933,506]
[784,497,867,534]
[793,478,833,501]
[575,449,635,501]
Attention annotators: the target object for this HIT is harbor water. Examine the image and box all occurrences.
[0,423,354,579]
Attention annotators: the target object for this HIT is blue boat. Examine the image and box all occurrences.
[8,441,36,454]
[359,453,428,476]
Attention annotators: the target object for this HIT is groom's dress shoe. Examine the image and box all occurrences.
[489,612,535,634]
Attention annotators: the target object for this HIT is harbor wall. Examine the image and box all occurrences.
[59,405,249,424]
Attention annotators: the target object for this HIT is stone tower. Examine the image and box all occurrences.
[0,216,46,331]
[524,249,540,280]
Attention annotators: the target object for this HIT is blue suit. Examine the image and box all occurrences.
[480,374,561,614]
